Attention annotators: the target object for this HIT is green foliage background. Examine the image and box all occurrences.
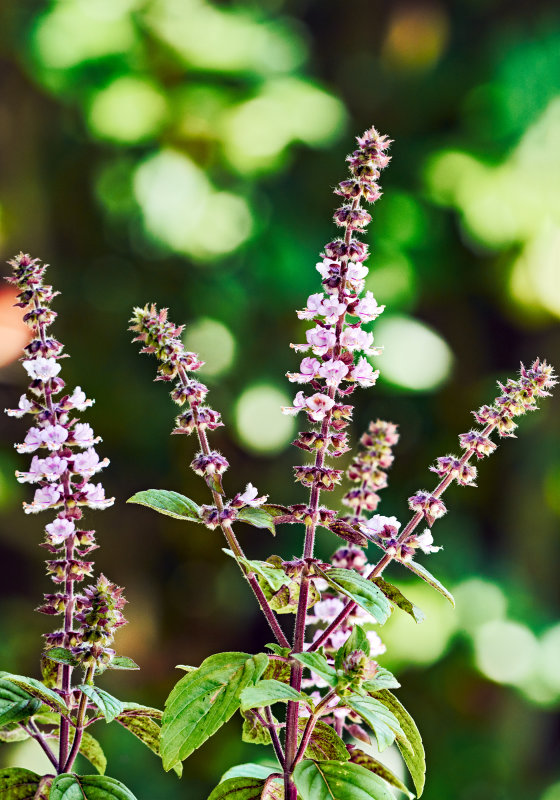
[0,1,558,798]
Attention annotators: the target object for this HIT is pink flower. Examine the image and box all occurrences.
[69,386,93,411]
[42,425,69,450]
[354,291,385,323]
[351,357,379,387]
[72,423,96,448]
[15,455,45,483]
[306,326,336,356]
[72,448,103,475]
[282,391,308,416]
[414,530,442,555]
[83,483,113,510]
[297,293,326,321]
[363,514,401,535]
[5,394,33,418]
[238,483,268,507]
[16,427,44,453]
[45,518,75,545]
[316,258,340,279]
[26,484,62,512]
[340,327,379,355]
[311,598,345,621]
[318,359,349,387]
[321,297,347,324]
[43,455,68,480]
[286,357,320,384]
[305,393,335,421]
[367,630,386,657]
[347,262,368,282]
[22,357,61,381]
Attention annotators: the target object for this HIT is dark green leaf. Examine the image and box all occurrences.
[0,767,41,799]
[209,776,283,800]
[345,694,406,752]
[297,720,349,762]
[372,578,425,623]
[44,648,79,667]
[78,685,123,723]
[221,765,277,782]
[400,561,455,607]
[262,658,290,684]
[40,655,59,689]
[64,730,107,776]
[126,489,201,521]
[237,507,277,535]
[116,714,182,777]
[291,653,337,687]
[0,678,41,727]
[317,569,391,624]
[294,759,395,800]
[2,675,68,718]
[49,774,138,800]
[261,579,320,615]
[348,749,414,798]
[107,657,140,671]
[373,691,425,797]
[161,652,268,771]
[240,680,309,711]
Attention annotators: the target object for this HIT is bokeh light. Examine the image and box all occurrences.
[88,77,167,143]
[184,318,236,377]
[474,620,539,685]
[235,385,295,454]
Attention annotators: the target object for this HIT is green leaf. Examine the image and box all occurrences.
[221,765,277,782]
[318,569,391,624]
[232,554,291,592]
[241,709,272,746]
[261,578,320,615]
[67,730,107,776]
[107,657,140,671]
[400,561,455,607]
[262,658,290,684]
[348,749,414,798]
[118,702,162,720]
[236,507,278,536]
[372,578,425,623]
[328,520,369,547]
[0,678,41,727]
[209,776,283,800]
[363,666,400,692]
[44,647,79,667]
[240,680,309,711]
[264,645,290,658]
[373,691,425,797]
[116,714,182,777]
[78,685,123,723]
[294,759,395,800]
[0,767,41,799]
[291,653,337,688]
[335,625,370,671]
[2,675,68,718]
[297,720,349,762]
[161,652,268,771]
[49,774,138,800]
[0,724,30,743]
[345,694,406,752]
[126,489,201,522]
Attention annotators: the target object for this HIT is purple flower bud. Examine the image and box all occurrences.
[191,451,229,477]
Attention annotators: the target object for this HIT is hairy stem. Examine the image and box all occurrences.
[63,665,95,773]
[25,720,59,770]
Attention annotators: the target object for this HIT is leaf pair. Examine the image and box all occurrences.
[0,769,137,800]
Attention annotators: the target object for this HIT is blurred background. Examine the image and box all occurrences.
[0,0,559,797]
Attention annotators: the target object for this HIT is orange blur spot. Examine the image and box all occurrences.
[0,286,32,368]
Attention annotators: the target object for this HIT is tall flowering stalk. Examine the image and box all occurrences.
[0,254,171,800]
[130,127,556,800]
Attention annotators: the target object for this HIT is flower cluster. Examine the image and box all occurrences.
[342,419,399,518]
[282,126,391,492]
[72,575,127,669]
[5,254,115,656]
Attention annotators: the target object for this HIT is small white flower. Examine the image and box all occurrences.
[415,530,442,554]
[238,483,268,507]
[22,357,61,381]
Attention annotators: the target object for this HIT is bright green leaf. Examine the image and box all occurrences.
[373,691,425,797]
[345,694,406,752]
[294,759,395,800]
[223,551,290,592]
[298,720,349,762]
[78,685,123,723]
[221,764,277,782]
[161,652,268,771]
[44,647,79,667]
[118,702,162,720]
[126,489,201,521]
[0,724,29,743]
[291,653,337,688]
[237,507,277,535]
[363,666,401,692]
[2,675,68,718]
[401,561,455,607]
[116,714,182,777]
[348,748,414,798]
[209,776,283,800]
[335,625,370,671]
[240,680,309,711]
[318,569,391,624]
[49,774,138,800]
[372,578,425,623]
[0,767,41,799]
